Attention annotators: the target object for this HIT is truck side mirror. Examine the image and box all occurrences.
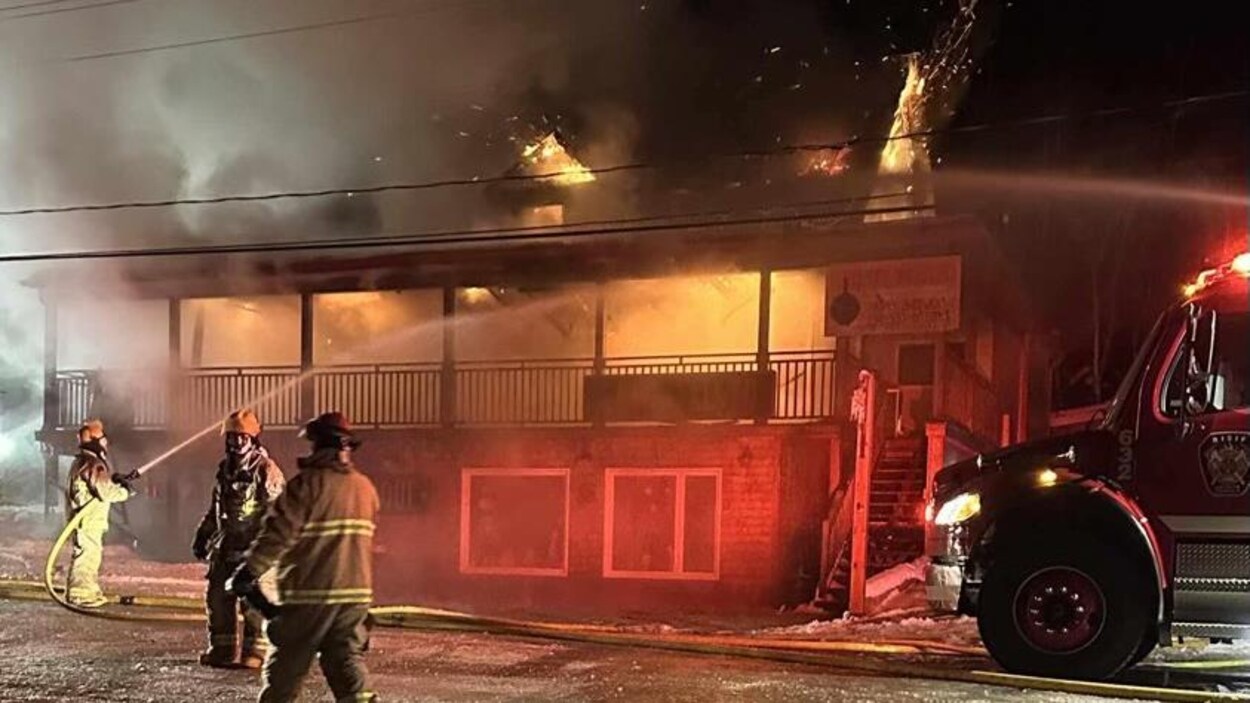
[1178,304,1217,435]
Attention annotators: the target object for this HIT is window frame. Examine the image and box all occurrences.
[459,468,571,577]
[1157,309,1250,420]
[602,468,723,582]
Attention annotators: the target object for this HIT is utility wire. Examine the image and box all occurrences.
[0,199,934,263]
[0,88,1244,218]
[0,0,142,21]
[0,0,84,12]
[62,0,490,62]
[64,7,407,62]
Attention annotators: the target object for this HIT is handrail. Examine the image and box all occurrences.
[938,356,1001,445]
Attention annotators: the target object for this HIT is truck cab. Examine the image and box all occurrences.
[926,252,1250,680]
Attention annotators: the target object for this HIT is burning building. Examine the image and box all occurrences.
[29,199,1044,615]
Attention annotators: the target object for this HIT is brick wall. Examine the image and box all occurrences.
[117,423,841,616]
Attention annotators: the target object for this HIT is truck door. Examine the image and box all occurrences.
[1136,285,1250,629]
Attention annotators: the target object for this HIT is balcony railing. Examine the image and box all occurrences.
[51,350,838,431]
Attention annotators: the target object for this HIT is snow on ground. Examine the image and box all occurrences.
[0,503,204,597]
[760,613,982,648]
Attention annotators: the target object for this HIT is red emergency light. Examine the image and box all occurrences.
[1183,251,1250,299]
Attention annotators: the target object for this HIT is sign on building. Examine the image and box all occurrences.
[824,255,962,336]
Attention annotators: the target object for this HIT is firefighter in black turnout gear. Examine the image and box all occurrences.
[193,409,285,669]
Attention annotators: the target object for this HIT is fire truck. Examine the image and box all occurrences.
[926,251,1250,680]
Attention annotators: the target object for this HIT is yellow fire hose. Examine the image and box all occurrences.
[15,506,1247,702]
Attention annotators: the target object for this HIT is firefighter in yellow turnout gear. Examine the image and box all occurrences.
[66,420,137,608]
[193,409,285,669]
[228,412,380,703]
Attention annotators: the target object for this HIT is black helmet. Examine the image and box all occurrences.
[300,411,361,450]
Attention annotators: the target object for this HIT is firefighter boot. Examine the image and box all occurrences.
[202,562,239,668]
[239,603,269,669]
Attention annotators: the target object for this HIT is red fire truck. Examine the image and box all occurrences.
[926,251,1250,680]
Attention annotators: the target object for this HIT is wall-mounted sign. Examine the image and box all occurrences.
[824,255,962,336]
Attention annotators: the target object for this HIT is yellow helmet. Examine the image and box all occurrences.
[78,419,105,444]
[221,409,262,438]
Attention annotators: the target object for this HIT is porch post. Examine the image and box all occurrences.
[440,287,456,428]
[299,293,315,420]
[592,283,606,427]
[42,295,59,518]
[755,269,772,425]
[848,370,877,615]
[932,339,949,419]
[166,299,182,530]
[923,421,948,554]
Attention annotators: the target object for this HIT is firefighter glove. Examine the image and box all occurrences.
[191,534,210,562]
[226,564,279,620]
[111,471,139,494]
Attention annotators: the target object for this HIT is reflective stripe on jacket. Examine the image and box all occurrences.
[244,448,380,606]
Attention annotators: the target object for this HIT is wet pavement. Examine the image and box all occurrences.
[0,600,1146,703]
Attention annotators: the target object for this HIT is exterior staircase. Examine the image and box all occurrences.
[867,436,927,576]
[815,435,928,613]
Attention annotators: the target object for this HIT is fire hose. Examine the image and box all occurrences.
[22,514,1250,702]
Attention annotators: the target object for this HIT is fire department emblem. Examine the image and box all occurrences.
[1200,433,1250,497]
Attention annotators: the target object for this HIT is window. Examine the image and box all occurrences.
[603,469,721,580]
[1162,311,1250,416]
[460,469,570,576]
[898,344,936,386]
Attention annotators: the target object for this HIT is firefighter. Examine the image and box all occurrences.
[228,412,380,703]
[192,409,285,669]
[65,419,137,608]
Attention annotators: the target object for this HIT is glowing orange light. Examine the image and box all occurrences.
[1183,251,1250,298]
[521,134,594,186]
[1233,252,1250,275]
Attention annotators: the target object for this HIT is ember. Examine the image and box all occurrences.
[801,148,851,177]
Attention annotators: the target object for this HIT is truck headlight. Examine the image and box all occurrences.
[934,492,981,526]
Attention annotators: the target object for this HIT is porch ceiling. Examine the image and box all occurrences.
[26,215,1012,310]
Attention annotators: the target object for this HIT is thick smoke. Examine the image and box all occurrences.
[0,0,961,500]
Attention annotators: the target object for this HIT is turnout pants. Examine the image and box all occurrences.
[260,604,375,703]
[205,559,269,659]
[67,527,105,603]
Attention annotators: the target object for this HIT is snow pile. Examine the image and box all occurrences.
[758,614,981,648]
[866,558,927,600]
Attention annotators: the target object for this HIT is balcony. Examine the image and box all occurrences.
[51,350,837,431]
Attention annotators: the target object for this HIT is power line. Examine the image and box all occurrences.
[64,7,406,62]
[1,88,1244,219]
[0,0,83,12]
[0,199,933,264]
[62,0,491,62]
[0,0,142,22]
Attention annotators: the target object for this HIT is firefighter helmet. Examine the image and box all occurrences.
[222,409,263,438]
[78,419,105,444]
[300,411,360,450]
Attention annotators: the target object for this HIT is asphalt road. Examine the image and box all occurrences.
[0,600,1151,703]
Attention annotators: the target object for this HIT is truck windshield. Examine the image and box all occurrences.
[1101,309,1172,430]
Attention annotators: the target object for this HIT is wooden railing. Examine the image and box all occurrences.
[172,367,303,429]
[938,356,1002,445]
[456,359,593,426]
[316,364,441,427]
[53,350,838,431]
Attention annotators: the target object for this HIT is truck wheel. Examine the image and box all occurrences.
[1128,632,1157,667]
[978,536,1154,680]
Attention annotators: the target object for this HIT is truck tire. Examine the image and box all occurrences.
[978,535,1154,680]
[1128,632,1157,668]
